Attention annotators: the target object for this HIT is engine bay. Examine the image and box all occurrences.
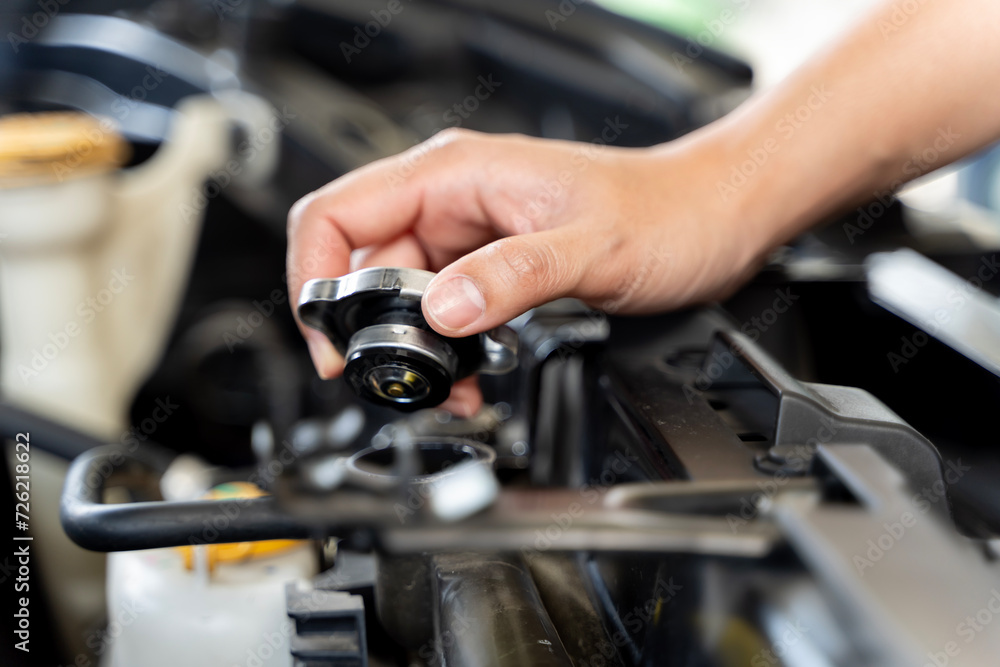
[3,2,1000,666]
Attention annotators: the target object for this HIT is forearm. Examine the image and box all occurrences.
[678,0,1000,249]
[288,0,1000,384]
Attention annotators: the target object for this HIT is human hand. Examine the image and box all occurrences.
[287,128,769,415]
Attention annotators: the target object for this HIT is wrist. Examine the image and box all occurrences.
[706,112,802,253]
[645,120,785,273]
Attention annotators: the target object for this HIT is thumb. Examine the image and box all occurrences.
[422,229,588,335]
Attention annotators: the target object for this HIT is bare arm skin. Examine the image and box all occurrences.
[287,0,1000,414]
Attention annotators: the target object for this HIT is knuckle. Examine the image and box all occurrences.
[429,127,479,155]
[435,126,473,144]
[286,191,319,232]
[491,238,563,295]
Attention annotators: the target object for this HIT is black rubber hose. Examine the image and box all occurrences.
[0,401,106,459]
[433,552,575,667]
[60,444,314,552]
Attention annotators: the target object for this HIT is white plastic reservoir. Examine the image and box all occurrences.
[104,484,317,667]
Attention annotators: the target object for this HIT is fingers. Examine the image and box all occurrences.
[287,192,352,378]
[354,233,429,271]
[286,163,422,298]
[302,329,344,380]
[439,376,483,417]
[421,228,594,336]
[286,160,424,378]
[354,237,484,415]
[287,130,493,377]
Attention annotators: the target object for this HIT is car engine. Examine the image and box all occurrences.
[3,2,1000,667]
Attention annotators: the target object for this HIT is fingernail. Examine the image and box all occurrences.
[425,276,485,332]
[305,331,339,379]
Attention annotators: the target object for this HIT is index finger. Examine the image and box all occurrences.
[286,158,426,313]
[286,153,429,377]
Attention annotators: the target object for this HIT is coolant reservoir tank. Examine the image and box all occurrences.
[105,484,317,667]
